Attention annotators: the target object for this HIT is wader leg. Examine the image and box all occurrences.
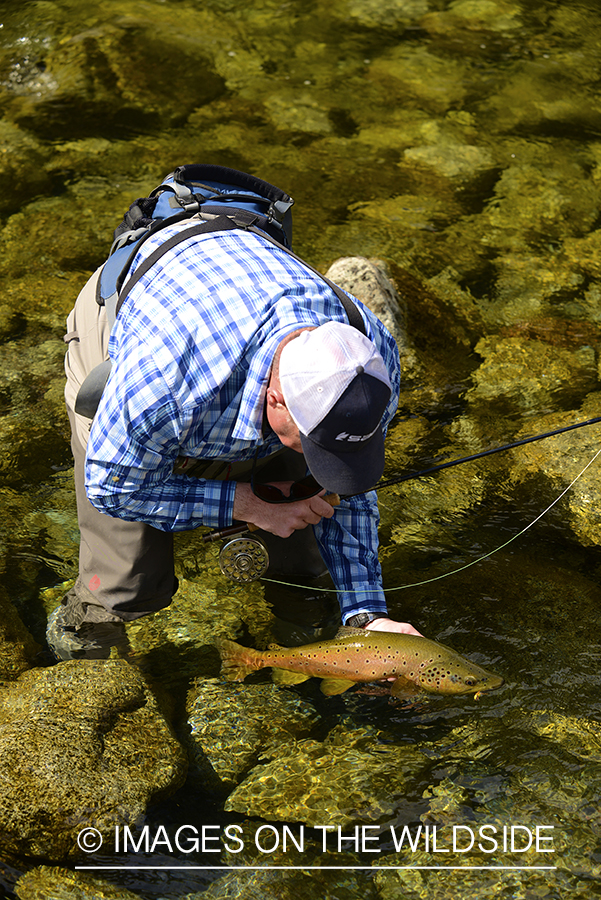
[59,268,178,632]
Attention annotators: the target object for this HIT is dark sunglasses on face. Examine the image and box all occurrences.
[250,452,323,504]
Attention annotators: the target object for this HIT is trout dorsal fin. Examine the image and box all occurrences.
[334,625,366,638]
[267,642,284,650]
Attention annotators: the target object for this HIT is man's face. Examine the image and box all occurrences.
[265,386,303,454]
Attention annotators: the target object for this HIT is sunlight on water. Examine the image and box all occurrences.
[0,0,601,898]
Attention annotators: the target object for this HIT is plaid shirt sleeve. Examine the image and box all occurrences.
[314,490,389,623]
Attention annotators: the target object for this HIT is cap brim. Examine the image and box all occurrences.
[300,427,385,496]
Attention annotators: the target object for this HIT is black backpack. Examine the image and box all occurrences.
[75,164,365,418]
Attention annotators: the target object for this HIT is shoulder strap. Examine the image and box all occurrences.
[115,213,367,334]
[77,214,367,419]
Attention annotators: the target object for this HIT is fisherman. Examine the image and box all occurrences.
[46,167,421,661]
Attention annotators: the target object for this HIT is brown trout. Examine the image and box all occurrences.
[217,628,503,698]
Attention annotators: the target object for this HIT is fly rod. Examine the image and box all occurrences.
[203,412,601,543]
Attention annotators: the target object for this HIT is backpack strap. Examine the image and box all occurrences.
[115,211,367,334]
[76,214,366,418]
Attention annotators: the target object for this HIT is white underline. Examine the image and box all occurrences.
[75,865,558,871]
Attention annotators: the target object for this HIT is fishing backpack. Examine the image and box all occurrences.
[75,163,365,418]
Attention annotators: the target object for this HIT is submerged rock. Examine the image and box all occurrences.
[0,659,187,861]
[192,866,367,900]
[505,394,601,547]
[0,585,41,680]
[6,13,225,137]
[15,866,143,900]
[403,143,495,183]
[225,726,427,827]
[482,163,601,246]
[329,0,430,31]
[125,576,273,688]
[466,335,597,417]
[367,46,468,113]
[422,0,524,36]
[0,122,52,215]
[186,678,319,793]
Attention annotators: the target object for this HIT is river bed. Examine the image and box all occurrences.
[0,1,600,898]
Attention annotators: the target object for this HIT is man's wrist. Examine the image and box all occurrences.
[345,612,382,629]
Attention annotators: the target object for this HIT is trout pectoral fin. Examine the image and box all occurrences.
[272,668,311,686]
[390,676,422,698]
[320,678,357,696]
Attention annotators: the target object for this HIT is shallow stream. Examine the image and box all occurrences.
[0,0,600,898]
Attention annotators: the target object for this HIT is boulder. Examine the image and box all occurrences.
[225,726,427,828]
[0,659,187,860]
[186,678,319,793]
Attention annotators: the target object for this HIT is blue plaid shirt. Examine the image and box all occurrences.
[86,222,401,621]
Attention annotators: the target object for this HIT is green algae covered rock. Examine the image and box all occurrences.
[190,866,367,900]
[368,46,468,114]
[186,678,320,793]
[0,122,53,216]
[328,0,429,32]
[0,659,187,861]
[505,394,601,548]
[225,726,428,827]
[466,336,597,417]
[482,163,601,246]
[403,143,495,183]
[422,0,523,37]
[15,865,144,900]
[6,12,225,138]
[125,575,273,687]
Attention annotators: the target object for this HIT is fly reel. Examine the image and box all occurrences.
[219,535,269,583]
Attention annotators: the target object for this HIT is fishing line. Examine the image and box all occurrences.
[260,445,601,596]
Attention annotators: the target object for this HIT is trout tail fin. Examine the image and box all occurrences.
[216,638,260,682]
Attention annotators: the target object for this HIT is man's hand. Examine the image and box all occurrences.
[233,482,335,538]
[365,617,423,637]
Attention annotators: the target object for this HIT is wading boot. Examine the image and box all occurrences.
[46,605,130,661]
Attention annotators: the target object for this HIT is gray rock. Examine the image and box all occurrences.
[325,256,407,349]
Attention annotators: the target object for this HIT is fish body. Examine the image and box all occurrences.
[217,628,503,698]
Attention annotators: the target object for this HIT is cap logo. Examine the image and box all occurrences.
[335,424,380,442]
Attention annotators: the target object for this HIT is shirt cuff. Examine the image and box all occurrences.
[201,478,238,529]
[339,592,389,625]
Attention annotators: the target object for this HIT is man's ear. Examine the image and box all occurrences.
[266,386,286,409]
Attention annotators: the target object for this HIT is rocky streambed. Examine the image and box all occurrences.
[1,0,601,897]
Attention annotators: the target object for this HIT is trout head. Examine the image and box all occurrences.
[417,654,504,696]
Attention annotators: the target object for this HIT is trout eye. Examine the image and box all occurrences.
[464,677,477,686]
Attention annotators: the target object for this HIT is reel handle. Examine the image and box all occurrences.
[202,493,340,542]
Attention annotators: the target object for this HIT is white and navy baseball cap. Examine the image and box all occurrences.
[279,321,393,494]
